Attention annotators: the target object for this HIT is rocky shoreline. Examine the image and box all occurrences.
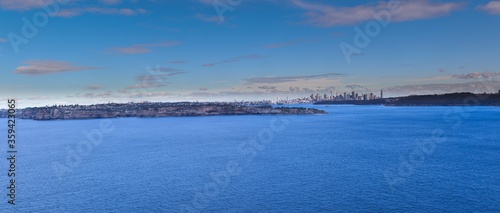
[1,102,326,120]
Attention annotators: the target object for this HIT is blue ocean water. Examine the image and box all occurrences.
[0,105,499,212]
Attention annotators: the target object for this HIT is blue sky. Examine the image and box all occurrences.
[1,0,500,107]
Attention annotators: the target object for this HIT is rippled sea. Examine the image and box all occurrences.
[1,105,499,212]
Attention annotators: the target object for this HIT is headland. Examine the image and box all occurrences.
[0,102,326,120]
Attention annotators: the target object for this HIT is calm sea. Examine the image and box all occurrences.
[1,105,499,212]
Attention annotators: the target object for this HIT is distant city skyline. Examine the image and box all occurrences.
[1,0,500,107]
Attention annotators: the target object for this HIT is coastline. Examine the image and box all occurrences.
[315,92,500,106]
[0,102,327,121]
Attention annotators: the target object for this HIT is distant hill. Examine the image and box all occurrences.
[315,92,500,106]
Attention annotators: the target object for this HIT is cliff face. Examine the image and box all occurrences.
[14,103,326,120]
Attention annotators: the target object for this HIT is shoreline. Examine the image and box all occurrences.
[315,92,500,106]
[0,102,327,121]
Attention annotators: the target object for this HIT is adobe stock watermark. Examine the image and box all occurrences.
[141,64,167,91]
[7,0,67,53]
[340,0,406,63]
[7,0,68,54]
[383,78,496,190]
[212,0,244,22]
[180,115,290,212]
[51,119,115,180]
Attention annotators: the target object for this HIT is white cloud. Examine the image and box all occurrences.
[14,60,98,75]
[84,85,104,90]
[451,72,500,79]
[195,14,223,23]
[111,41,181,54]
[244,73,345,84]
[292,0,463,27]
[203,55,264,67]
[100,0,122,5]
[53,7,148,17]
[477,1,500,15]
[0,0,61,11]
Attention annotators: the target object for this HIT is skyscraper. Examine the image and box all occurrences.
[381,90,383,99]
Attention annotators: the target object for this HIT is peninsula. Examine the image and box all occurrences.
[0,102,326,120]
[315,92,500,106]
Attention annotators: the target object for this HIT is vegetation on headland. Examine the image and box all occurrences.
[315,92,500,106]
[0,102,326,120]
